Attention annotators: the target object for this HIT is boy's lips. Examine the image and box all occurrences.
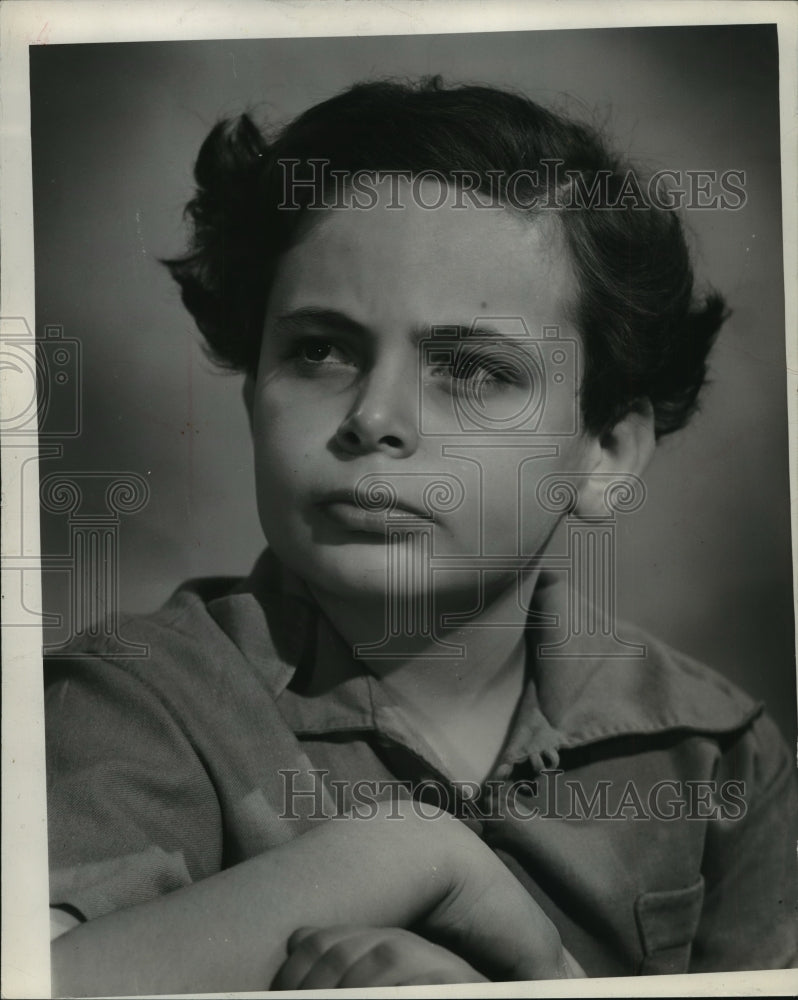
[315,489,430,534]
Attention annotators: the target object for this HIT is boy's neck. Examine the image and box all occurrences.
[306,570,540,782]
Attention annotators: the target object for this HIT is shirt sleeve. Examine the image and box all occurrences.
[46,656,224,921]
[690,711,798,971]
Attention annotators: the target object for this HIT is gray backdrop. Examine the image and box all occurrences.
[31,25,795,741]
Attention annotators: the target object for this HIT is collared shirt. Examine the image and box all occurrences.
[45,550,797,977]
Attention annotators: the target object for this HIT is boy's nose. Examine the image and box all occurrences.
[334,368,419,458]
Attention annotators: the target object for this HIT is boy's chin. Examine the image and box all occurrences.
[270,539,439,604]
[303,549,431,603]
[276,542,510,612]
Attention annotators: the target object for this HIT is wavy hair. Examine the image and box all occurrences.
[164,77,727,438]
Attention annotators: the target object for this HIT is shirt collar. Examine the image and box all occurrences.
[205,550,762,780]
[508,573,762,768]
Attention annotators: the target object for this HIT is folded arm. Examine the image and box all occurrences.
[52,800,579,995]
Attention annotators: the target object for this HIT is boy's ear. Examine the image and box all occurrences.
[575,399,656,518]
[242,374,255,433]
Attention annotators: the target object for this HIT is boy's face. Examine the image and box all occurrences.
[250,181,594,602]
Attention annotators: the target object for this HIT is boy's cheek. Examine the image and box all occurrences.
[254,382,352,443]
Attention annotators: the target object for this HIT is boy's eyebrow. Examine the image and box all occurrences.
[272,307,371,339]
[424,324,522,342]
[272,308,527,346]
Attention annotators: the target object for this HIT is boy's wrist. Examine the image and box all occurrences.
[391,806,575,982]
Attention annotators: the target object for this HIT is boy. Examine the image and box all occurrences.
[46,78,796,993]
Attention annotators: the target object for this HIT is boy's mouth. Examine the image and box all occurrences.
[315,489,430,534]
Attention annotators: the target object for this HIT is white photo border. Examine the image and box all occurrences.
[2,2,796,997]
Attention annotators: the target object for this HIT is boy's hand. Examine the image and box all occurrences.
[272,926,488,989]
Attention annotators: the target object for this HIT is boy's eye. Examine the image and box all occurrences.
[430,347,529,393]
[302,341,336,363]
[290,338,358,372]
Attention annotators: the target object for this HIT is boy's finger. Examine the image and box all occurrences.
[294,934,390,991]
[274,928,378,990]
[271,952,308,991]
[274,929,334,989]
[286,926,371,956]
[338,942,484,988]
[286,927,321,952]
[337,945,418,988]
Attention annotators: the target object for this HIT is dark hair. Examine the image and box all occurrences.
[165,77,727,438]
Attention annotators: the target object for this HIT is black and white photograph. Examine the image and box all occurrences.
[2,2,797,996]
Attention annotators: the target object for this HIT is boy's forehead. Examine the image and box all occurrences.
[270,178,578,329]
